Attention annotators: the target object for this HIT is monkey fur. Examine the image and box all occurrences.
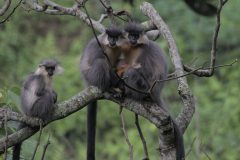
[12,59,63,160]
[117,22,185,160]
[80,26,124,160]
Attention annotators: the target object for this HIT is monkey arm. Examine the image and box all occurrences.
[34,75,46,97]
[30,91,55,119]
[52,90,58,104]
[123,67,150,101]
[82,58,112,91]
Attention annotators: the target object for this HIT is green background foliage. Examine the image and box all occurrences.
[0,0,239,159]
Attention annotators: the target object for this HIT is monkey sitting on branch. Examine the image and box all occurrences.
[117,22,185,160]
[80,26,125,160]
[12,59,63,160]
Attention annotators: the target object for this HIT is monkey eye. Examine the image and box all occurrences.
[129,34,139,40]
[46,66,55,70]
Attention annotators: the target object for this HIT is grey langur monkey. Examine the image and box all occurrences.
[80,26,124,160]
[117,22,185,160]
[12,59,63,160]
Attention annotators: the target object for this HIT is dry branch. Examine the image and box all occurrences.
[183,0,228,77]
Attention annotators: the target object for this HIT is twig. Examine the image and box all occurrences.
[185,137,197,157]
[99,0,110,10]
[0,0,22,24]
[0,0,11,16]
[31,122,43,160]
[202,150,211,160]
[120,110,133,160]
[149,59,237,94]
[41,134,51,160]
[135,114,149,160]
[4,110,8,160]
[97,14,108,23]
[183,0,229,77]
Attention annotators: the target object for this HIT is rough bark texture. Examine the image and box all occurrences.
[140,2,195,160]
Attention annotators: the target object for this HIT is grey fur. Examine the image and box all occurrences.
[80,34,122,90]
[80,29,123,160]
[123,41,168,103]
[122,23,184,160]
[21,60,59,120]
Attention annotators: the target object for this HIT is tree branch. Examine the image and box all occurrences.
[183,0,228,77]
[0,0,11,16]
[0,85,174,153]
[140,2,195,159]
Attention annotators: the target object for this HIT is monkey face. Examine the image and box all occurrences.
[45,66,55,76]
[107,36,118,47]
[127,33,140,45]
[38,59,64,77]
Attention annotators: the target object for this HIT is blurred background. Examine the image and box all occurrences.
[0,0,239,159]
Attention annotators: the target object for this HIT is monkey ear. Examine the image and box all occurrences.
[54,65,64,75]
[138,34,149,45]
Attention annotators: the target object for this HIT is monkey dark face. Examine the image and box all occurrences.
[107,35,118,47]
[124,22,146,46]
[128,33,140,45]
[38,59,64,77]
[45,66,55,76]
[105,26,123,48]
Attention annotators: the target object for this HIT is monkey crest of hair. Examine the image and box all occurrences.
[105,26,123,37]
[40,59,59,67]
[124,22,144,34]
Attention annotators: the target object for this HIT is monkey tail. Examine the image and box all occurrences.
[157,99,185,160]
[12,143,21,160]
[172,120,185,160]
[12,123,25,160]
[87,101,98,160]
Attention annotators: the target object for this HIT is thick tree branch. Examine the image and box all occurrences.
[0,87,102,152]
[0,86,173,153]
[0,108,42,127]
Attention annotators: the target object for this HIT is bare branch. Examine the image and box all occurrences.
[120,110,133,160]
[31,123,43,160]
[24,0,105,32]
[185,137,197,157]
[0,0,22,24]
[183,0,229,77]
[149,59,237,94]
[41,134,51,160]
[135,114,149,160]
[0,0,11,16]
